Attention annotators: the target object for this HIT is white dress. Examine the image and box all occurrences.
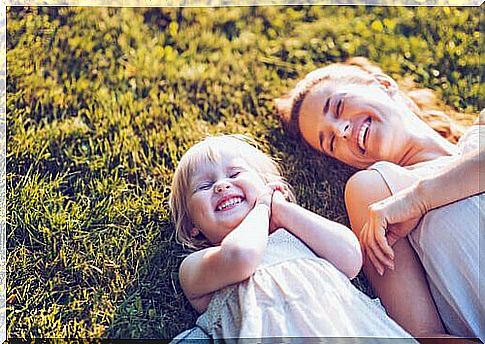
[195,228,415,341]
[369,125,483,339]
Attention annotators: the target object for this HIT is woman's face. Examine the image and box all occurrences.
[298,81,412,168]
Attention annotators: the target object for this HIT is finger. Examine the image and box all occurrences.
[366,249,385,276]
[369,240,394,271]
[368,208,394,259]
[387,232,400,247]
[266,181,285,190]
[374,225,395,261]
[364,218,391,273]
[367,216,394,270]
[359,223,368,247]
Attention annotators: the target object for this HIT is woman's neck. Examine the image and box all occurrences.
[397,117,459,166]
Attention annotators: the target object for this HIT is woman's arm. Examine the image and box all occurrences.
[345,170,446,337]
[179,203,270,313]
[415,147,483,210]
[362,147,483,271]
[271,193,362,279]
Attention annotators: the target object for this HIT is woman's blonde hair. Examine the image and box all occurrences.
[169,134,296,250]
[275,57,468,145]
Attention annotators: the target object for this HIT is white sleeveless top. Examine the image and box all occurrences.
[195,229,414,340]
[369,125,483,339]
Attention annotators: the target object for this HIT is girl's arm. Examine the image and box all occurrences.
[271,194,362,279]
[179,203,270,313]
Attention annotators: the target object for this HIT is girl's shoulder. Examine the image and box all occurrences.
[457,124,481,155]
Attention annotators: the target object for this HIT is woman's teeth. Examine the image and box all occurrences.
[358,119,371,151]
[216,197,243,211]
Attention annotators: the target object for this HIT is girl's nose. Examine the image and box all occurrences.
[214,181,231,193]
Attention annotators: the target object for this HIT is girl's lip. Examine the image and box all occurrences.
[215,195,245,212]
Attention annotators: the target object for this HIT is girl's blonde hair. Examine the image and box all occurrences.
[169,134,296,250]
[275,57,468,145]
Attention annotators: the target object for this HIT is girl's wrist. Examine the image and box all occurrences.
[255,202,271,214]
[270,194,289,229]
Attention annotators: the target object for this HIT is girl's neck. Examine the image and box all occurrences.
[398,117,459,166]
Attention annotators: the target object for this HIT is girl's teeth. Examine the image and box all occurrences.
[217,197,242,210]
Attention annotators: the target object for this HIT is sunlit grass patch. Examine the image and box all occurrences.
[6,6,481,339]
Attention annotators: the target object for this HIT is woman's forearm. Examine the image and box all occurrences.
[273,201,362,278]
[417,148,483,212]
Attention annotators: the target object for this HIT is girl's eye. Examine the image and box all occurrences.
[230,171,240,178]
[330,135,336,153]
[198,182,213,191]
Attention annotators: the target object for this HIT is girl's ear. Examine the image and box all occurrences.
[190,227,200,238]
[373,73,399,97]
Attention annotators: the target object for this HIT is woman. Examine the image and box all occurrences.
[275,57,483,339]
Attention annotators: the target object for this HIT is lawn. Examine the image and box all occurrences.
[6,6,481,339]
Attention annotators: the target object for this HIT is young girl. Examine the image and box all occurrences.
[170,134,414,339]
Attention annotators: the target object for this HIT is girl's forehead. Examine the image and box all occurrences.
[188,147,247,174]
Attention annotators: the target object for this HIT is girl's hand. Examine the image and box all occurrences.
[360,184,427,275]
[255,182,289,232]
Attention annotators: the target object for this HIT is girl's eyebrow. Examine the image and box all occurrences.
[190,173,210,186]
[228,165,244,171]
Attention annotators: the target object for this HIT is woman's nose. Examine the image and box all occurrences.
[214,180,231,193]
[335,121,351,139]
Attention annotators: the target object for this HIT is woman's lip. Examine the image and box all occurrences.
[352,116,370,153]
[362,118,371,154]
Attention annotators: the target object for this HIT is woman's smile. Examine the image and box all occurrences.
[356,118,371,153]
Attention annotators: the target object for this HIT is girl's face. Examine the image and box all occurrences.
[298,81,413,169]
[187,149,267,244]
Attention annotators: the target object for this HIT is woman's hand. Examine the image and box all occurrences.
[360,184,427,275]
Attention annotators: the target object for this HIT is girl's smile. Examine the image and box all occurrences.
[215,195,246,212]
[187,150,267,244]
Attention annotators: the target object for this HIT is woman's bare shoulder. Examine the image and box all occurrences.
[345,169,391,205]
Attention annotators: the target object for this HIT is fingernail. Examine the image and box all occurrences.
[389,264,394,270]
[378,269,384,276]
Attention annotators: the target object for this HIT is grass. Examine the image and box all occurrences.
[6,6,482,339]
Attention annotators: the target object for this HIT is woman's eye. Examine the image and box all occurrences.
[323,98,330,114]
[230,171,240,178]
[336,99,343,118]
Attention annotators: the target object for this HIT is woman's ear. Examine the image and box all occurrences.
[373,73,399,97]
[274,96,293,123]
[190,227,200,238]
